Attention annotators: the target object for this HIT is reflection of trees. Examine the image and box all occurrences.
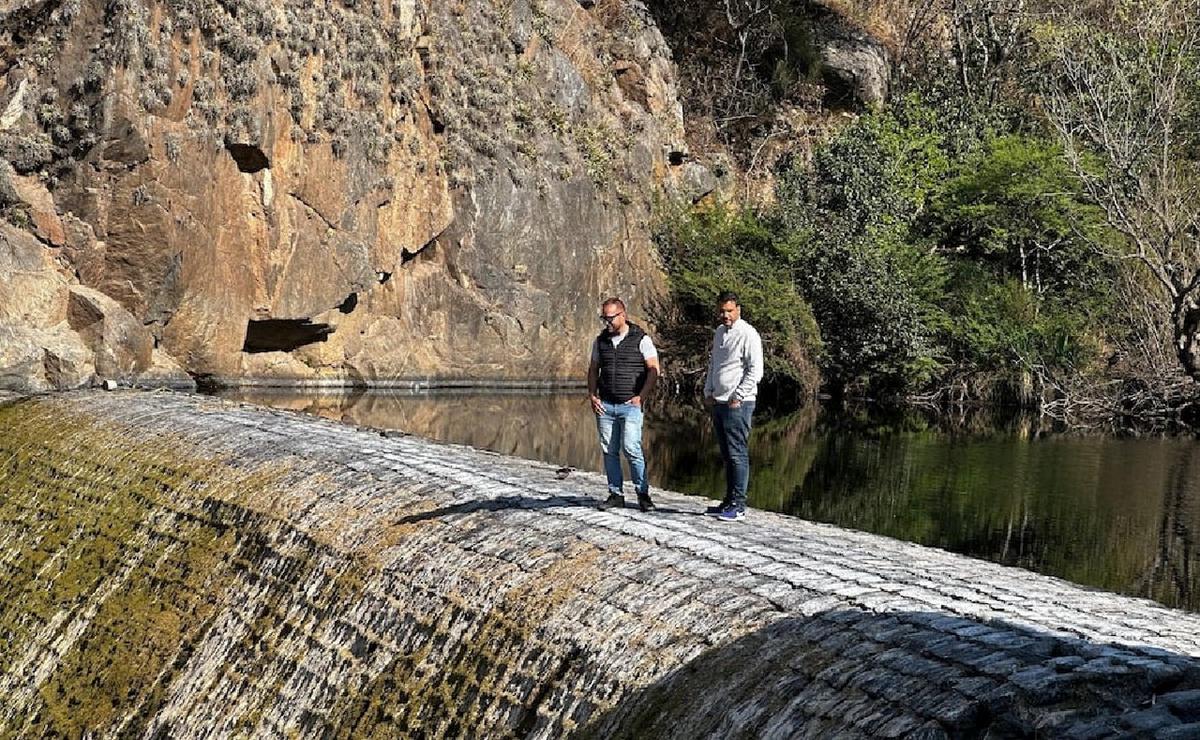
[650,402,820,507]
[1137,445,1200,610]
[790,415,1200,611]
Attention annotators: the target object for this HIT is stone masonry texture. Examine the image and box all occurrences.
[3,391,1200,738]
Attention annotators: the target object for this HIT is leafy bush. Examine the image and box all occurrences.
[792,227,947,396]
[655,202,822,396]
[657,94,1119,404]
[776,101,951,394]
[933,134,1113,296]
[942,266,1106,402]
[0,132,54,173]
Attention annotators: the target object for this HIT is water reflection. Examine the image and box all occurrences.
[216,389,1200,612]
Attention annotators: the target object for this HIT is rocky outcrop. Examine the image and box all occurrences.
[816,23,891,109]
[5,391,1200,737]
[0,219,173,389]
[0,223,92,390]
[0,0,689,387]
[67,285,154,380]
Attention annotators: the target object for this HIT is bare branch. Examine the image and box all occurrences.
[1042,0,1200,378]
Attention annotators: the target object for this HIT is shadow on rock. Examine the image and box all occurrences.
[392,494,605,525]
[577,609,1200,739]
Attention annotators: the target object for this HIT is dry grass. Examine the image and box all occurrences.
[816,0,950,54]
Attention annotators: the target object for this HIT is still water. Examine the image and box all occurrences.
[217,389,1200,612]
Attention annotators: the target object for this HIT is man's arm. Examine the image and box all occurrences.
[702,332,717,405]
[631,357,660,407]
[731,331,764,405]
[587,359,603,414]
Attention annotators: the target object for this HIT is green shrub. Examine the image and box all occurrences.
[792,227,947,396]
[776,101,951,395]
[943,266,1106,401]
[0,132,54,173]
[933,133,1113,295]
[655,202,822,395]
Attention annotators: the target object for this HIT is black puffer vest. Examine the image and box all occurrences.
[596,322,648,403]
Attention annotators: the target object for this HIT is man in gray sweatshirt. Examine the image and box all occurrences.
[703,291,764,522]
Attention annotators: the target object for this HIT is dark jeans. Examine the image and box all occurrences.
[711,401,755,511]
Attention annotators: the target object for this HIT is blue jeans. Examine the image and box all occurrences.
[596,401,648,496]
[712,401,755,510]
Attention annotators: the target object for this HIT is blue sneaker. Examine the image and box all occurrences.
[705,501,733,516]
[715,507,745,522]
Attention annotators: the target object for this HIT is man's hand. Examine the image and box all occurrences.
[728,397,742,409]
[630,395,642,408]
[590,394,604,415]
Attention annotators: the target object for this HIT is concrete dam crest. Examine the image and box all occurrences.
[3,391,1200,738]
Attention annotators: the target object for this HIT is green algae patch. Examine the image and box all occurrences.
[325,542,606,738]
[0,398,292,737]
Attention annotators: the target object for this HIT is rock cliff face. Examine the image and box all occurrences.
[0,0,685,389]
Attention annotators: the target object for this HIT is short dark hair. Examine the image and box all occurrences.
[716,290,739,306]
[602,297,626,311]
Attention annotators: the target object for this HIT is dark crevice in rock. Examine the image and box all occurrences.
[668,150,686,166]
[225,143,270,173]
[242,318,331,353]
[289,192,336,231]
[337,292,358,314]
[401,234,441,268]
[377,271,392,284]
[820,71,860,111]
[26,227,54,249]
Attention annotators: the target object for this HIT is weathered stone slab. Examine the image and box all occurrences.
[2,391,1200,739]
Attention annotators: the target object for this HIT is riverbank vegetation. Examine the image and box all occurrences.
[651,0,1200,422]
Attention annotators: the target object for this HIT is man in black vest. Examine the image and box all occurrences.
[587,297,660,512]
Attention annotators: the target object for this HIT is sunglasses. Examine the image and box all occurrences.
[599,311,624,323]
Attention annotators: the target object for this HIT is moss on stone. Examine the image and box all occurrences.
[0,398,295,737]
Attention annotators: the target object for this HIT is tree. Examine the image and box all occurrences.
[937,134,1111,296]
[1041,0,1200,380]
[778,106,950,396]
[950,0,1030,106]
[653,203,822,396]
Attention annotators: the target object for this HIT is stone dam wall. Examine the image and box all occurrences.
[4,392,1200,738]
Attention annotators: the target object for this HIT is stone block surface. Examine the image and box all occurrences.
[2,391,1200,739]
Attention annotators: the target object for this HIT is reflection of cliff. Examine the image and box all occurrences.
[352,392,604,470]
[225,390,608,472]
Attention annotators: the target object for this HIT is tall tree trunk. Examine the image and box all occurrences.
[1172,297,1200,381]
